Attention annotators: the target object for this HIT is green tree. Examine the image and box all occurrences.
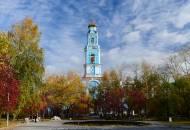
[8,18,44,118]
[174,76,190,117]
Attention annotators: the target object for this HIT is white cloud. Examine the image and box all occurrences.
[172,3,190,28]
[1,0,190,76]
[102,44,171,72]
[106,30,113,38]
[152,30,190,47]
[44,25,84,76]
[123,25,133,33]
[135,22,154,31]
[132,0,143,13]
[122,31,141,44]
[70,56,81,64]
[99,0,106,7]
[45,65,62,76]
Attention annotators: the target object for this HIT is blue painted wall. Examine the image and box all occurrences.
[84,24,101,77]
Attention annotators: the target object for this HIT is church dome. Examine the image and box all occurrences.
[88,22,96,28]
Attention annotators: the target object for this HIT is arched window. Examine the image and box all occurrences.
[90,54,95,64]
[91,37,94,44]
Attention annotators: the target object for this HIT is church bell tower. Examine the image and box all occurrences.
[83,23,101,88]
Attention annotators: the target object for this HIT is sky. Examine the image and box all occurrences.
[0,0,190,76]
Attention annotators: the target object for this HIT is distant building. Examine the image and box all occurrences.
[83,23,101,89]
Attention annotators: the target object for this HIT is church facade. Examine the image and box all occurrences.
[83,23,101,89]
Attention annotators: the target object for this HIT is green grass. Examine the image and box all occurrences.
[171,121,190,125]
[63,120,149,126]
[159,120,190,126]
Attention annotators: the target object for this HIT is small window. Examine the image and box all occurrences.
[90,54,95,64]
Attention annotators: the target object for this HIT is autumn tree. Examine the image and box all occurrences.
[167,49,190,80]
[0,61,19,115]
[69,94,92,117]
[173,76,190,117]
[95,70,126,119]
[127,89,146,115]
[0,33,19,116]
[8,18,44,117]
[43,72,85,117]
[0,32,14,58]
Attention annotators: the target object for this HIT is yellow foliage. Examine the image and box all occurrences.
[43,72,85,107]
[11,18,40,49]
[0,32,11,56]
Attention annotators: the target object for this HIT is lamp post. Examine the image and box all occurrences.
[7,92,9,127]
[6,32,11,127]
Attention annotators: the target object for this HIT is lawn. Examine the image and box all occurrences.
[171,121,190,125]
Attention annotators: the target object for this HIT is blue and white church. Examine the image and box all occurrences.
[83,23,101,89]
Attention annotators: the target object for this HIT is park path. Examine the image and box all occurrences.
[11,120,189,130]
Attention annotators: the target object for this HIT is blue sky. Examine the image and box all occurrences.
[0,0,190,76]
